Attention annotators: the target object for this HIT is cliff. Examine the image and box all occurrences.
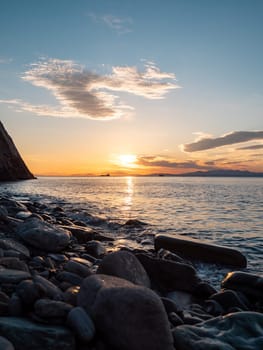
[0,121,35,181]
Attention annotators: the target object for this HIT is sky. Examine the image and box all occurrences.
[0,0,263,176]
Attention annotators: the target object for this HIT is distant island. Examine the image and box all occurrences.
[153,169,263,177]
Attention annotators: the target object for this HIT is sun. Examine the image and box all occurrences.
[118,154,137,168]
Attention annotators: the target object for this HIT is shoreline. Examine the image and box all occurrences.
[0,195,262,349]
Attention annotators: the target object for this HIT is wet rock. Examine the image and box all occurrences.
[221,271,263,301]
[0,317,75,350]
[77,274,174,350]
[33,275,63,300]
[16,280,45,307]
[97,251,150,287]
[204,299,224,316]
[137,253,200,293]
[210,289,249,312]
[34,299,73,319]
[168,312,184,327]
[193,282,217,299]
[48,254,68,263]
[56,271,83,286]
[70,257,93,267]
[161,297,180,314]
[67,306,95,343]
[63,286,80,306]
[16,211,32,220]
[0,206,8,220]
[173,311,263,350]
[85,241,105,258]
[155,234,247,267]
[124,219,147,227]
[17,218,71,253]
[8,294,23,316]
[64,260,92,278]
[0,257,29,272]
[0,336,14,350]
[0,239,30,258]
[61,225,95,244]
[0,269,31,284]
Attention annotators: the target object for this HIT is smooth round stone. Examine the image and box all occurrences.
[0,336,14,350]
[0,258,29,272]
[85,241,105,258]
[0,239,30,258]
[155,234,247,267]
[221,271,263,300]
[64,260,91,278]
[78,274,174,350]
[33,275,63,300]
[16,280,44,307]
[0,317,75,350]
[0,269,31,284]
[16,211,32,220]
[34,299,73,319]
[173,311,263,350]
[97,250,151,288]
[63,286,80,306]
[17,218,71,253]
[210,290,249,312]
[56,271,83,286]
[67,306,95,343]
[8,294,23,317]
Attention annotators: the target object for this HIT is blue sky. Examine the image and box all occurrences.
[0,0,262,175]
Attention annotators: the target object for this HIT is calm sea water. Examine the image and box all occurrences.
[1,176,262,285]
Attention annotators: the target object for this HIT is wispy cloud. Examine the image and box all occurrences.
[237,144,263,151]
[137,155,214,170]
[184,131,263,152]
[89,13,133,34]
[0,58,179,120]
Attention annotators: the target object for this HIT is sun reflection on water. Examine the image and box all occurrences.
[123,176,134,212]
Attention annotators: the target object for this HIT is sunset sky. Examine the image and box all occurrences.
[0,0,263,175]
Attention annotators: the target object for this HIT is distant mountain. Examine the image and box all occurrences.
[154,169,263,177]
[0,121,35,181]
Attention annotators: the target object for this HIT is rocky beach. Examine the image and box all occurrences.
[0,194,262,350]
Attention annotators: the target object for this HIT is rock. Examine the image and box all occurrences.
[166,290,195,311]
[34,299,73,319]
[168,312,184,327]
[16,280,45,307]
[124,219,147,227]
[173,311,263,350]
[136,253,200,292]
[0,336,14,350]
[48,254,68,263]
[0,257,29,272]
[56,271,83,286]
[8,294,23,316]
[0,206,8,220]
[64,260,92,278]
[85,241,105,258]
[33,275,63,300]
[67,306,95,343]
[210,290,249,312]
[17,218,71,252]
[0,239,30,258]
[193,282,217,299]
[60,225,95,244]
[155,234,247,267]
[16,211,32,220]
[0,317,75,350]
[221,271,263,301]
[70,257,93,267]
[97,251,151,287]
[0,269,31,284]
[63,286,80,306]
[77,274,174,350]
[0,121,35,181]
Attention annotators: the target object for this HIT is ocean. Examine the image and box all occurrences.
[1,176,262,287]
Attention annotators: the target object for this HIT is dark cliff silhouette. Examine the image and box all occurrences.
[0,121,35,181]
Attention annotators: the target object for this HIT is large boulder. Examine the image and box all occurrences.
[77,274,174,350]
[137,253,200,293]
[0,317,75,350]
[173,311,263,350]
[155,234,247,267]
[0,121,35,181]
[17,218,71,252]
[97,250,151,287]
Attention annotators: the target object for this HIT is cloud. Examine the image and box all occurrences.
[184,131,263,152]
[0,58,178,120]
[237,144,263,151]
[89,13,133,34]
[137,155,213,170]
